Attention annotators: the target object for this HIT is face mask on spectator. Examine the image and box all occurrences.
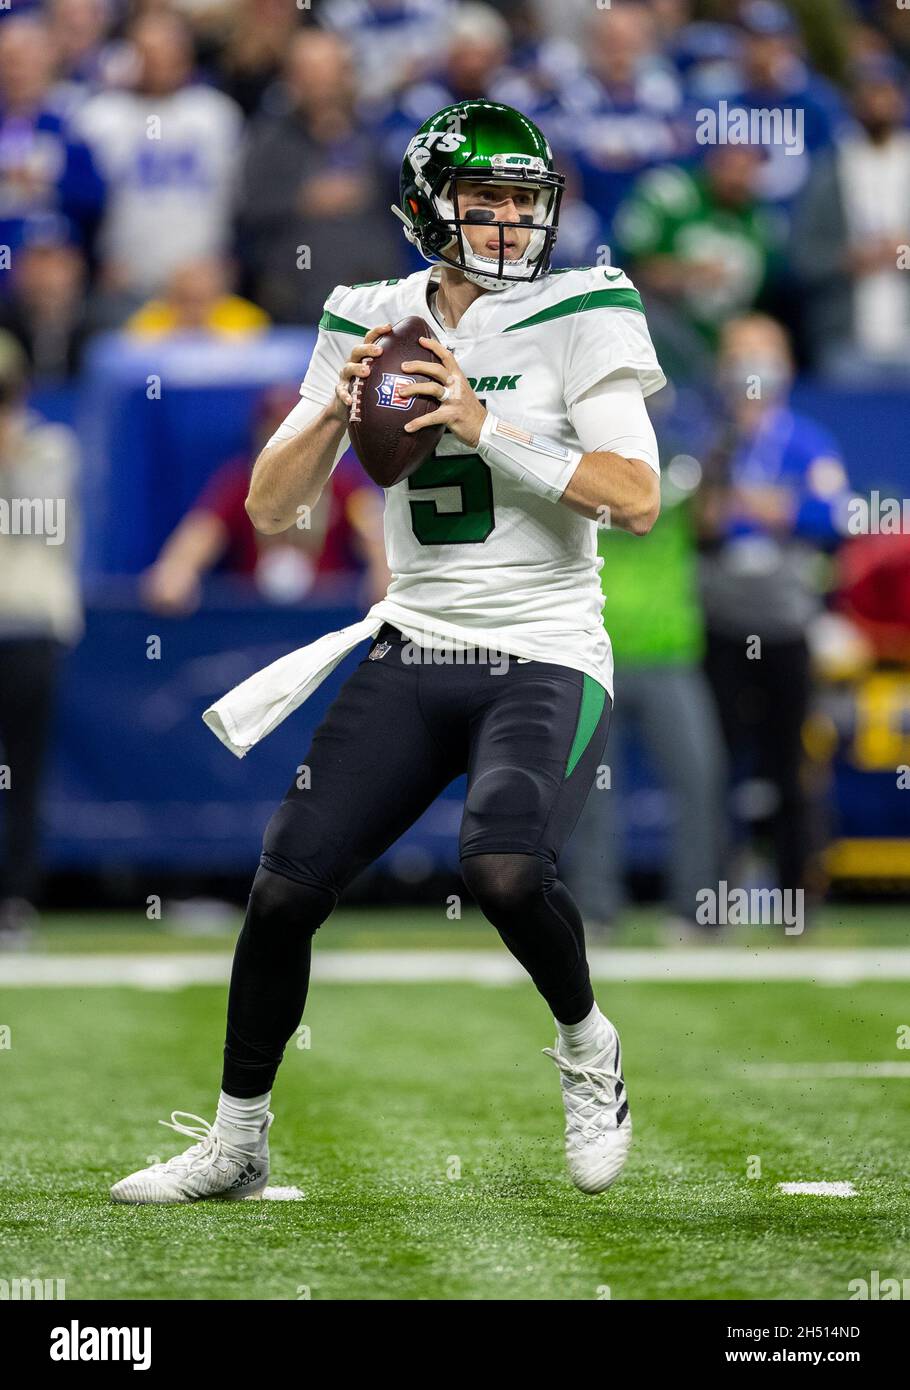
[719,354,792,403]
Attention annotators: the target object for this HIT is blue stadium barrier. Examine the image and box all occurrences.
[76,329,318,575]
[790,383,910,497]
[40,584,910,881]
[43,583,465,876]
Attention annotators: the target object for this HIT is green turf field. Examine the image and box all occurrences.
[19,900,910,952]
[2,907,910,1300]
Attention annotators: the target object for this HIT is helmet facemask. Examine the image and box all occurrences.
[434,173,562,291]
[395,165,564,292]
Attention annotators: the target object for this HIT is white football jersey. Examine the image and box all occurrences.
[76,86,243,293]
[301,264,666,696]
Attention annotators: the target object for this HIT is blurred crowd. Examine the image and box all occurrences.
[2,0,910,928]
[0,0,908,377]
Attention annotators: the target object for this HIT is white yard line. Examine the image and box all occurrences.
[776,1182,856,1197]
[743,1062,910,1079]
[0,954,232,989]
[3,948,910,987]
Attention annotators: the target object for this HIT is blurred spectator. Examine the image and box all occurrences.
[615,145,784,357]
[791,57,910,381]
[211,0,306,116]
[0,15,105,258]
[850,2,910,71]
[726,0,845,206]
[567,443,728,940]
[547,167,609,270]
[0,331,81,942]
[374,4,536,183]
[141,388,388,616]
[533,0,691,58]
[48,0,131,103]
[75,10,243,311]
[441,1,517,98]
[237,30,402,324]
[125,256,269,338]
[546,5,686,241]
[0,215,91,381]
[650,0,697,51]
[494,0,549,74]
[141,453,258,615]
[322,0,455,105]
[696,313,851,897]
[672,19,743,102]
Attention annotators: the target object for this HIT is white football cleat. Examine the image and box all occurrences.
[543,1020,632,1194]
[110,1111,272,1204]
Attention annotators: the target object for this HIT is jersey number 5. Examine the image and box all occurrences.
[407,452,495,544]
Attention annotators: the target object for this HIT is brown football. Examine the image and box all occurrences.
[347,316,445,488]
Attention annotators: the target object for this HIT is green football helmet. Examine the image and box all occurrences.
[393,99,565,292]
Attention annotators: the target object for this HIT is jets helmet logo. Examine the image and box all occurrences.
[376,373,416,412]
[406,128,466,163]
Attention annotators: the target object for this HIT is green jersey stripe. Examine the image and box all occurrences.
[319,310,369,337]
[504,287,645,333]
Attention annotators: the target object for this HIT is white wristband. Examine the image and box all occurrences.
[477,412,582,503]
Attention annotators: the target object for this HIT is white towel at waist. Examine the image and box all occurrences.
[202,597,598,758]
[202,612,385,758]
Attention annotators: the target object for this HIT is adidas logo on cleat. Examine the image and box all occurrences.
[230,1163,263,1190]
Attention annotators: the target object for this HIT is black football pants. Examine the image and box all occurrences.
[222,626,611,1097]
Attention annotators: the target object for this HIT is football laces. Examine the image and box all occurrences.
[156,1111,248,1173]
[349,374,363,425]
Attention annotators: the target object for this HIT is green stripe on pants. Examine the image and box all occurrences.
[564,674,607,779]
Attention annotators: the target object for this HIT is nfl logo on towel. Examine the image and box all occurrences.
[376,373,416,411]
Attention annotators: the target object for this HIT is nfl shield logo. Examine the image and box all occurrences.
[369,640,392,661]
[376,373,416,411]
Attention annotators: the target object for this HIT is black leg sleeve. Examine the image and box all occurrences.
[462,852,595,1024]
[221,866,336,1098]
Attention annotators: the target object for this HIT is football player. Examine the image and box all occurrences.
[112,101,665,1204]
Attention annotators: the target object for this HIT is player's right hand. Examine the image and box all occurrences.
[333,325,392,419]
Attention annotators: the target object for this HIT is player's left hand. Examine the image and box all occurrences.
[399,337,487,449]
